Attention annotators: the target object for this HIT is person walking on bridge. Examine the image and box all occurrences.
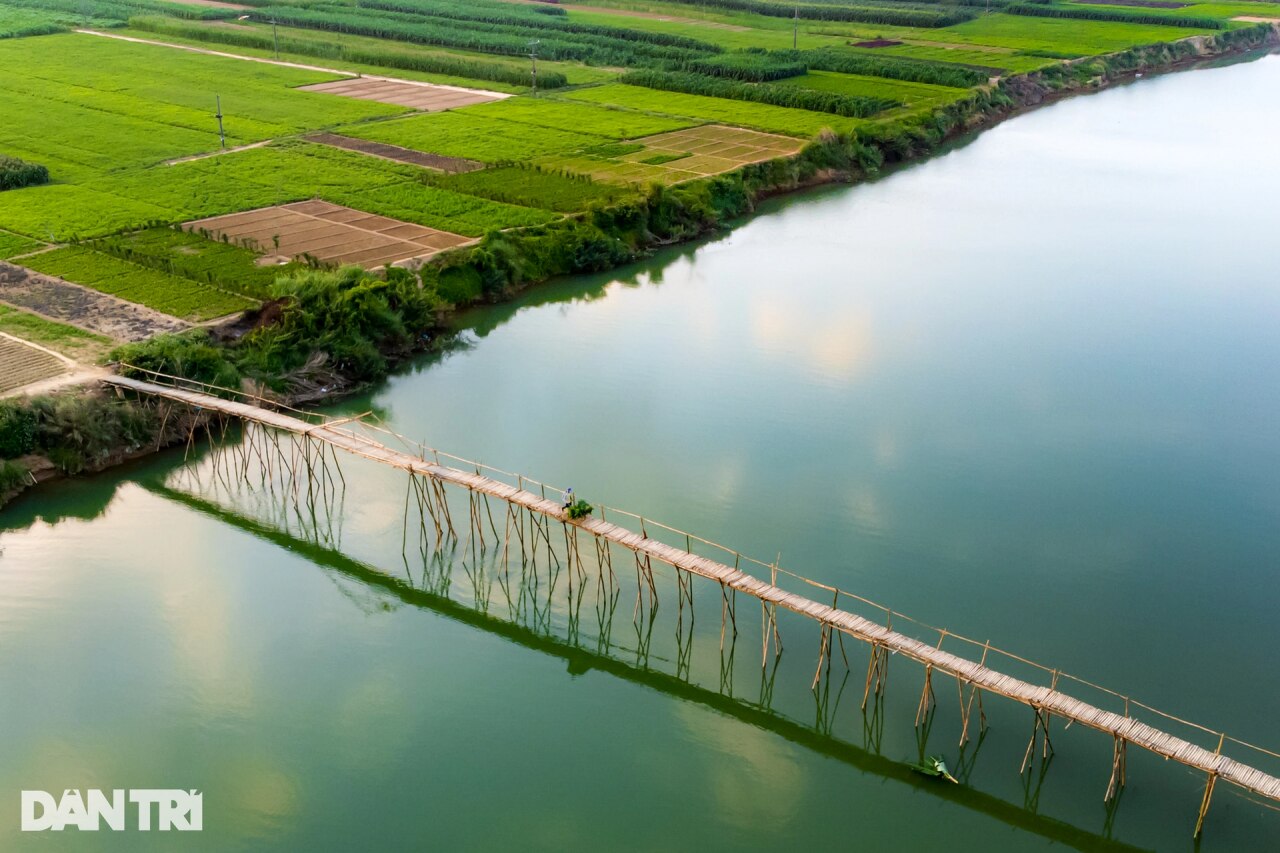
[561,487,574,511]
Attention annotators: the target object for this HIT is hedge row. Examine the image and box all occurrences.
[1006,3,1224,29]
[653,0,975,27]
[619,69,901,117]
[128,16,567,88]
[684,52,808,82]
[0,156,49,191]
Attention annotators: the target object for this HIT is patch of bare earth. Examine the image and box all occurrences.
[0,262,187,341]
[307,133,484,173]
[186,201,474,269]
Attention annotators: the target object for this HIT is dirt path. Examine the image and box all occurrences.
[75,30,513,100]
[306,133,484,173]
[0,262,188,341]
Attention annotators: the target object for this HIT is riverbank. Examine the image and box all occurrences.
[2,23,1276,512]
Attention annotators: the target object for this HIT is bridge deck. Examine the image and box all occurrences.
[105,374,1280,804]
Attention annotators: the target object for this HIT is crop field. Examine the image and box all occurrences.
[187,200,475,269]
[0,304,112,362]
[463,98,701,141]
[120,19,618,88]
[89,227,307,299]
[539,125,804,186]
[0,334,68,393]
[789,71,971,111]
[0,0,1259,328]
[340,111,611,163]
[939,14,1218,53]
[806,40,1051,73]
[21,246,257,321]
[432,167,635,213]
[0,141,558,241]
[0,34,405,179]
[0,5,65,38]
[564,84,863,136]
[0,231,41,260]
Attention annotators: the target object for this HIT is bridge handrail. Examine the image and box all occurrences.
[108,365,1280,772]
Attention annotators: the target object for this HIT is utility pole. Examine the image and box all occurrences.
[215,95,225,149]
[528,39,540,97]
[271,17,279,60]
[793,7,798,50]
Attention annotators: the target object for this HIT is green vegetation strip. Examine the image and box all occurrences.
[1006,2,1225,28]
[20,246,256,321]
[0,304,112,361]
[617,70,901,118]
[127,16,568,89]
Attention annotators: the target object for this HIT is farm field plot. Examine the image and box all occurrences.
[339,111,610,163]
[540,125,804,186]
[842,41,1053,73]
[789,71,971,111]
[0,261,188,341]
[0,335,68,394]
[938,14,1218,54]
[20,247,256,322]
[433,166,634,212]
[0,231,41,260]
[465,97,700,140]
[564,84,862,136]
[187,200,476,269]
[0,141,557,241]
[91,227,307,299]
[0,304,112,362]
[0,34,405,178]
[297,78,504,111]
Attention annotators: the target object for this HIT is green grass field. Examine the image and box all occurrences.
[939,14,1219,54]
[465,98,700,141]
[0,141,558,240]
[433,166,635,213]
[91,228,307,299]
[22,246,257,321]
[0,304,113,361]
[789,71,971,111]
[564,84,862,136]
[0,229,42,259]
[0,34,404,180]
[341,111,609,163]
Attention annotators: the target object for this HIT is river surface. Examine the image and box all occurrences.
[4,53,1280,852]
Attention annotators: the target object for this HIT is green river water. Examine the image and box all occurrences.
[2,53,1279,851]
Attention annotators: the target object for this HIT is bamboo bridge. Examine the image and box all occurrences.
[105,369,1280,837]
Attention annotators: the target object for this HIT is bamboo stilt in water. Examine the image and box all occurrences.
[1194,772,1217,838]
[1105,735,1127,803]
[915,664,935,728]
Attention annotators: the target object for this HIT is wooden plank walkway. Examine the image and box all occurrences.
[105,374,1280,807]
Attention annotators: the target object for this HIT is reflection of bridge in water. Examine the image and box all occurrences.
[108,369,1280,839]
[148,483,1150,853]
